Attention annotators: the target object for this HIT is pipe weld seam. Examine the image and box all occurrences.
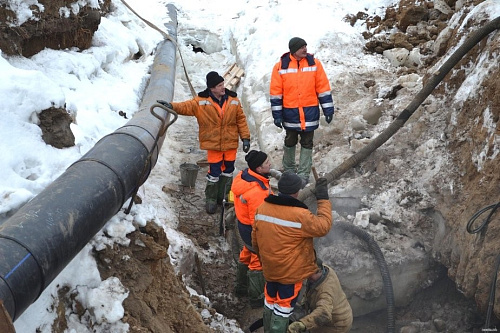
[71,158,128,207]
[0,235,45,302]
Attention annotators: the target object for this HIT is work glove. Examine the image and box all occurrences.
[274,118,283,128]
[157,100,173,109]
[325,114,333,124]
[314,177,329,200]
[242,139,250,153]
[287,321,306,333]
[269,169,282,180]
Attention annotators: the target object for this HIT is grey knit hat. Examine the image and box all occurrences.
[278,171,303,194]
[288,37,307,54]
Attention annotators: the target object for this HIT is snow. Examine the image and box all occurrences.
[0,0,498,331]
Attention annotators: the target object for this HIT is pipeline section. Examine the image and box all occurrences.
[0,4,178,322]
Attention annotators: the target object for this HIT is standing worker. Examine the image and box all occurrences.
[159,71,251,214]
[287,259,353,333]
[252,171,332,332]
[231,150,274,308]
[270,37,335,186]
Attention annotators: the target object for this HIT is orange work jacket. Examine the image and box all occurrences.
[252,194,332,284]
[172,88,250,151]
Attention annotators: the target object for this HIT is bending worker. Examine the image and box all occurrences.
[288,259,353,333]
[231,150,274,308]
[159,71,250,214]
[252,171,332,332]
[270,37,335,186]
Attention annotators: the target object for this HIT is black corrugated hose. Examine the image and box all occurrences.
[466,201,500,329]
[335,221,395,333]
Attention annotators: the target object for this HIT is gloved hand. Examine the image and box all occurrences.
[157,100,173,109]
[287,321,306,333]
[274,118,283,128]
[314,177,329,200]
[242,139,250,153]
[269,169,282,180]
[325,114,333,124]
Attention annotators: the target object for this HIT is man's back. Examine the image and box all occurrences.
[252,193,332,284]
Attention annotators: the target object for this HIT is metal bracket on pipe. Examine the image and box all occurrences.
[124,104,178,214]
[150,103,178,136]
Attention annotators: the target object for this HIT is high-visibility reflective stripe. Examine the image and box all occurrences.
[301,66,317,72]
[279,68,298,74]
[283,120,319,128]
[321,102,334,108]
[270,94,283,99]
[230,100,239,105]
[271,105,283,111]
[199,100,211,105]
[274,304,294,317]
[239,195,247,204]
[206,174,219,182]
[264,300,274,310]
[255,214,302,229]
[318,91,331,97]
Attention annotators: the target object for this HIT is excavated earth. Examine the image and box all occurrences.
[2,0,499,332]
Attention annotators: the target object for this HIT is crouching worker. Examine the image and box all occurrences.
[158,71,251,214]
[252,172,332,332]
[287,259,353,333]
[232,150,273,308]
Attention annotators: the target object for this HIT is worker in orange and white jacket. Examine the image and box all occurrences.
[160,71,251,215]
[252,171,332,332]
[270,37,335,187]
[231,150,276,308]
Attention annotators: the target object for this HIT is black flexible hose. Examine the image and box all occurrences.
[465,201,500,328]
[485,254,500,329]
[335,221,395,333]
[466,202,500,234]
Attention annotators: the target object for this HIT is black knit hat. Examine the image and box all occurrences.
[206,71,224,88]
[289,37,307,54]
[278,171,303,194]
[245,150,268,172]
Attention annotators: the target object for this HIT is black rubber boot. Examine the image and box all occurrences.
[235,262,249,297]
[217,175,233,205]
[248,269,265,308]
[205,180,218,214]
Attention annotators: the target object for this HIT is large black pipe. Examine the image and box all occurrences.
[0,4,178,321]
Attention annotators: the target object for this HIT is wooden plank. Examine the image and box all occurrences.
[223,63,245,90]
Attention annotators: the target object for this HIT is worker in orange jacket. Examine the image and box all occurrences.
[270,37,335,186]
[231,150,274,308]
[252,171,332,332]
[160,71,251,214]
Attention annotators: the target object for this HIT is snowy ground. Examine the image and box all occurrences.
[2,0,499,331]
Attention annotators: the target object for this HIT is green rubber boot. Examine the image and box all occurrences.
[217,175,233,205]
[248,269,265,308]
[205,180,218,214]
[282,145,296,172]
[263,306,273,333]
[270,313,290,333]
[297,147,313,186]
[235,262,249,297]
